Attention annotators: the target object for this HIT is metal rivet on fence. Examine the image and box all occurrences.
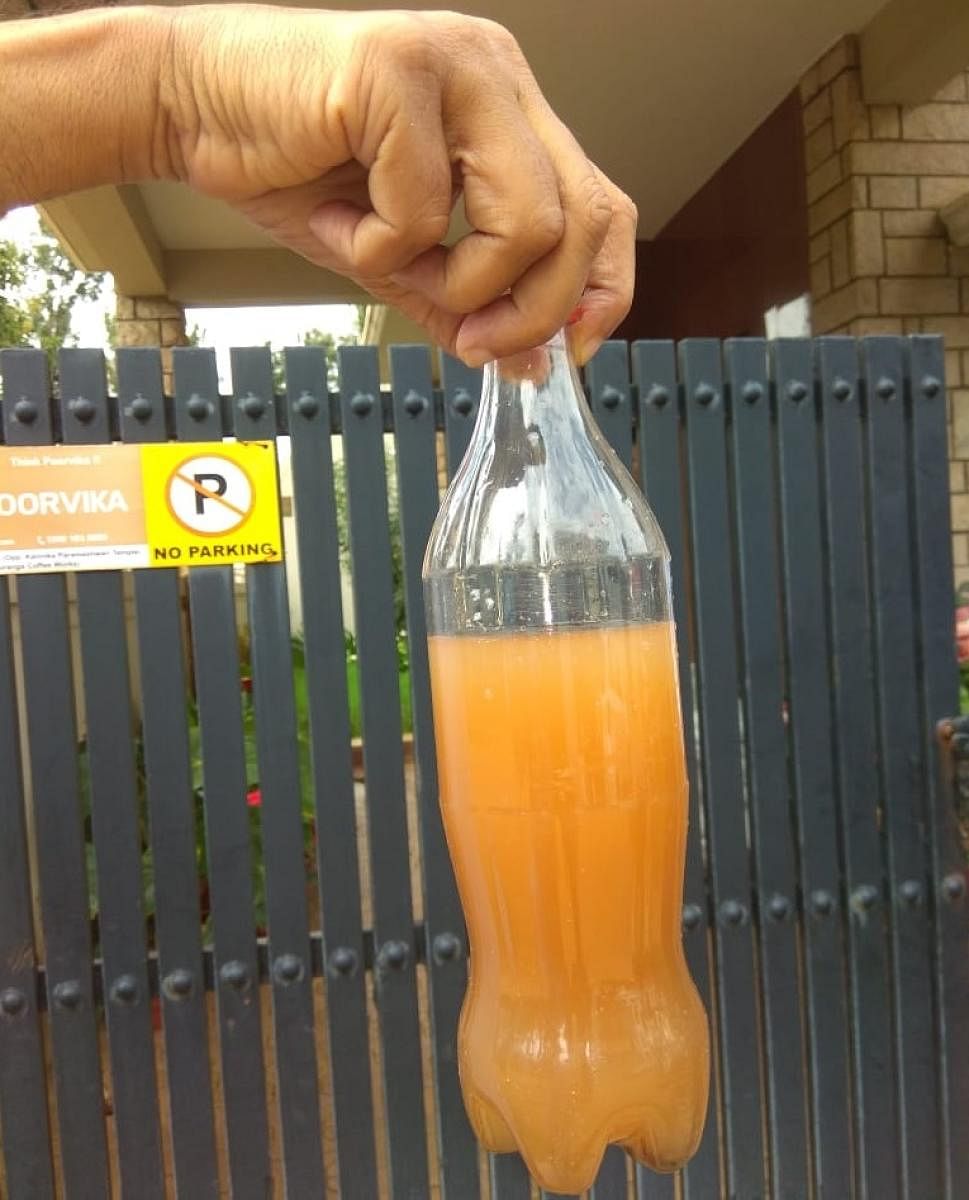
[272,954,305,986]
[852,884,879,912]
[186,394,209,421]
[431,932,462,964]
[921,374,942,398]
[68,396,95,423]
[600,385,622,410]
[110,975,139,1006]
[239,394,265,420]
[0,987,26,1017]
[742,381,763,405]
[682,903,703,931]
[941,872,966,901]
[832,377,853,402]
[767,894,790,921]
[351,391,374,417]
[128,395,153,421]
[327,946,359,978]
[646,384,669,408]
[452,388,474,416]
[12,397,37,423]
[786,381,808,403]
[376,940,409,971]
[898,879,922,908]
[695,382,717,407]
[162,968,194,1000]
[876,376,895,401]
[403,389,428,416]
[219,960,251,991]
[719,899,746,926]
[52,980,82,1010]
[294,392,319,418]
[810,889,834,917]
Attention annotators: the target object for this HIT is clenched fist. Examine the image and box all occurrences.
[0,5,637,363]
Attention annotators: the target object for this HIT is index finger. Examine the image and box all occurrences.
[392,97,568,314]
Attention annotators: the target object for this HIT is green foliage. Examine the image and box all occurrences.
[0,221,104,367]
[0,241,29,346]
[268,324,355,393]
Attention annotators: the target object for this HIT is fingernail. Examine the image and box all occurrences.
[460,347,490,369]
[570,334,597,367]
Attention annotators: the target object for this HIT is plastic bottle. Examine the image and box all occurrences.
[423,330,709,1193]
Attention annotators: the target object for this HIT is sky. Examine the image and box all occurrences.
[0,205,359,384]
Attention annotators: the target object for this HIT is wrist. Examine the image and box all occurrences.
[0,6,175,211]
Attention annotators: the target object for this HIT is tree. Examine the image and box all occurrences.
[0,219,105,366]
[0,241,29,347]
[268,321,360,393]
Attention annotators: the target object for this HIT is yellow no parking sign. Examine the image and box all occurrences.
[142,441,282,565]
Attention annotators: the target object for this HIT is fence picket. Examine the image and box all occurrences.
[861,338,942,1199]
[633,340,716,1200]
[907,336,969,1200]
[0,351,56,1200]
[724,338,810,1197]
[119,346,221,1199]
[680,338,765,1198]
[61,349,165,1200]
[174,348,271,1199]
[284,346,379,1197]
[816,337,900,1200]
[339,344,431,1196]
[390,344,481,1200]
[3,348,110,1198]
[232,346,326,1195]
[772,338,853,1194]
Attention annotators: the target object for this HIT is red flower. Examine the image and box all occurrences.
[247,787,262,808]
[240,676,253,693]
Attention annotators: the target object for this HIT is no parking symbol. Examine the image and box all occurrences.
[166,453,254,536]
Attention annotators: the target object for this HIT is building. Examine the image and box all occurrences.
[6,0,969,588]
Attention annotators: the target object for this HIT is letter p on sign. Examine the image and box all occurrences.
[167,454,254,535]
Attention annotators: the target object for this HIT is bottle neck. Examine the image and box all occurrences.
[478,329,588,441]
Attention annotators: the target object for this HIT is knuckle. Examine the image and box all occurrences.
[351,240,406,279]
[419,210,452,246]
[476,17,521,54]
[522,201,566,254]
[577,180,613,246]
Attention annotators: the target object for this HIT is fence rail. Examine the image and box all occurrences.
[0,336,966,1200]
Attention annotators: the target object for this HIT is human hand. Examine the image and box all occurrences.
[161,5,637,364]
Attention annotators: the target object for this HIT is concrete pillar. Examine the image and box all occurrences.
[801,38,969,594]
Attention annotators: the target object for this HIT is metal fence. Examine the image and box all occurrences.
[0,336,966,1200]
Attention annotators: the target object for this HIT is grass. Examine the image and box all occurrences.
[346,656,412,740]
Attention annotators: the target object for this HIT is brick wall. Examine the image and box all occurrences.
[113,295,188,393]
[802,39,969,597]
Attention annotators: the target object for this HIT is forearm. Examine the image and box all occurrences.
[0,6,174,214]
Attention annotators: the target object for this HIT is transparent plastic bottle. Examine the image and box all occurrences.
[423,331,709,1193]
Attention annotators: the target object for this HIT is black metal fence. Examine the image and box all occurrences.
[0,336,966,1200]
